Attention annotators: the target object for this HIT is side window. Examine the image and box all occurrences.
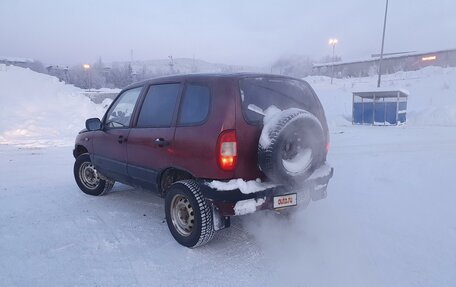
[137,83,180,127]
[105,87,142,128]
[178,84,211,125]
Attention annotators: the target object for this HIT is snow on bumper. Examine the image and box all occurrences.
[233,198,266,216]
[201,163,334,216]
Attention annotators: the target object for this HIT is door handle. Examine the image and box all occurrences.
[155,138,170,147]
[118,135,127,144]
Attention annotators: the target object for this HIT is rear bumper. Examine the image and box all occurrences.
[199,164,334,216]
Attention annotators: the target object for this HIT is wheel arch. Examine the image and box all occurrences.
[158,167,194,195]
[73,144,89,158]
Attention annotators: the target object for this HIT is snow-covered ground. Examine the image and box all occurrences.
[1,66,455,286]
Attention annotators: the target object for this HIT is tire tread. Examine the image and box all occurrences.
[167,180,215,248]
[258,110,324,185]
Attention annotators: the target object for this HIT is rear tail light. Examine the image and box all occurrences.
[217,130,237,171]
[326,142,330,153]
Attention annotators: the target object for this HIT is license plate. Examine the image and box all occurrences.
[273,193,297,209]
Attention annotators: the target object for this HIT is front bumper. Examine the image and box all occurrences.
[199,164,334,216]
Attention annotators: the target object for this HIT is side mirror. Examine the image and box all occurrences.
[85,118,102,131]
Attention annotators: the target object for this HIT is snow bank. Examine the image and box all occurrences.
[0,65,110,147]
[306,66,456,127]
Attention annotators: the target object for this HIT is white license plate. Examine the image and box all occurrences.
[273,193,297,209]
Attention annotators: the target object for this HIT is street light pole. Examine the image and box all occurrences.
[329,38,338,84]
[377,0,389,88]
[83,64,91,91]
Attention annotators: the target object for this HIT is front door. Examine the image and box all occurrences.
[92,87,143,182]
[127,83,182,190]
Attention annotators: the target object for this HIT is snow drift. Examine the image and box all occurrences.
[0,64,110,146]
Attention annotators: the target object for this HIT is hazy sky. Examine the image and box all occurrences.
[1,0,455,66]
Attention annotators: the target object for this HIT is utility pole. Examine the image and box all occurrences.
[377,0,389,88]
[329,38,338,84]
[83,64,91,91]
[168,55,174,74]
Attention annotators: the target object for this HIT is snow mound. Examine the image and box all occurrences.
[0,65,110,147]
[306,66,456,127]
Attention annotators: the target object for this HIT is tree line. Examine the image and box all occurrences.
[22,55,342,90]
[46,59,140,90]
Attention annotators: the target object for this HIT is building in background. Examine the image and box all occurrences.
[0,56,37,68]
[46,65,70,82]
[313,48,456,78]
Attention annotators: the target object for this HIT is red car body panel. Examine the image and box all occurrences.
[171,78,238,180]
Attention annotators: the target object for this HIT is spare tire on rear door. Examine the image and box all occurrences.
[258,108,325,186]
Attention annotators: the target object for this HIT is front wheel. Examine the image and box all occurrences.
[165,180,215,248]
[74,154,114,196]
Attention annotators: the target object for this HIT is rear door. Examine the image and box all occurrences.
[91,87,143,182]
[126,83,182,190]
[172,82,217,177]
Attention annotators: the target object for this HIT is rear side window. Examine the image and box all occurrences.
[137,83,180,127]
[178,84,211,125]
[239,77,320,124]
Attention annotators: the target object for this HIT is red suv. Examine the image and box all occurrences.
[73,73,333,247]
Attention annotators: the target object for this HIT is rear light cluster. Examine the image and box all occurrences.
[217,130,237,171]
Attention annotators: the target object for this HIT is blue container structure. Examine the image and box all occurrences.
[352,90,408,125]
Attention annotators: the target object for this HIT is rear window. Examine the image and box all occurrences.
[178,84,211,126]
[239,77,320,124]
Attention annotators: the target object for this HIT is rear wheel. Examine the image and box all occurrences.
[74,154,114,196]
[165,180,215,248]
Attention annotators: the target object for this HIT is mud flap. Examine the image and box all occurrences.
[212,206,231,231]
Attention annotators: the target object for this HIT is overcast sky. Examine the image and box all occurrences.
[1,0,455,66]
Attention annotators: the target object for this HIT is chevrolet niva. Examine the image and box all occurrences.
[73,73,333,248]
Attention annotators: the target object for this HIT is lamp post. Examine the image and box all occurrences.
[328,38,338,84]
[83,64,91,91]
[377,0,389,87]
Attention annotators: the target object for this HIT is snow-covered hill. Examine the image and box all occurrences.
[0,64,110,147]
[121,57,265,75]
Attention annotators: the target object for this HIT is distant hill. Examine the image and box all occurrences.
[111,58,266,76]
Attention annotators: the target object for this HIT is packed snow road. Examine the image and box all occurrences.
[1,125,455,287]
